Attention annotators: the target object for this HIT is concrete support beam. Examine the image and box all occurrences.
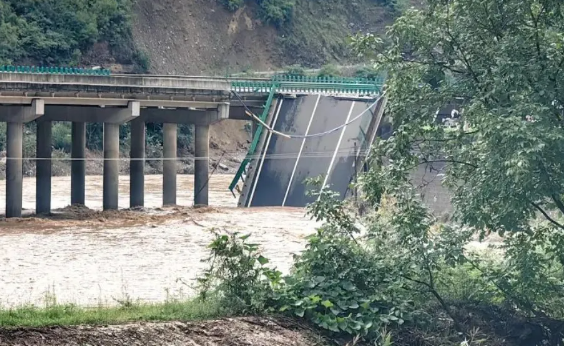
[36,121,52,214]
[194,124,210,206]
[228,106,263,121]
[43,102,141,123]
[140,105,227,125]
[0,99,45,122]
[163,123,177,206]
[71,122,86,205]
[130,119,145,208]
[103,123,120,210]
[5,122,23,217]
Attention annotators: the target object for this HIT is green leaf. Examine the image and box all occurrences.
[321,300,334,308]
[257,255,269,265]
[239,233,251,240]
[295,308,305,317]
[341,281,355,291]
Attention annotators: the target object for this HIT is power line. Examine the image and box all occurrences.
[230,90,385,139]
[0,147,373,161]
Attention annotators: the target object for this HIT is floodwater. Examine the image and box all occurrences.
[0,174,320,307]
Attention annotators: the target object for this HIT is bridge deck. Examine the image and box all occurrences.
[239,95,384,207]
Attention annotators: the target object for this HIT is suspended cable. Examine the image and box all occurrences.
[230,90,385,139]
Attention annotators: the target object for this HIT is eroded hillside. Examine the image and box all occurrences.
[131,0,400,75]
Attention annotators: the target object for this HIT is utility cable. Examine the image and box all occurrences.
[194,150,226,203]
[230,90,385,139]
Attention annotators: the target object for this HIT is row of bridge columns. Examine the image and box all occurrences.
[3,101,217,218]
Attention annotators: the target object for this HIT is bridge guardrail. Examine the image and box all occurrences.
[0,65,111,76]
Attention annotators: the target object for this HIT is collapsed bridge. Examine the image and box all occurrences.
[0,66,385,217]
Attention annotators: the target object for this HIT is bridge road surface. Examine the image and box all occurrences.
[246,95,377,207]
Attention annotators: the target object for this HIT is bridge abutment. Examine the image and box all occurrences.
[163,123,177,206]
[71,122,86,205]
[194,124,210,206]
[130,119,145,208]
[36,120,52,214]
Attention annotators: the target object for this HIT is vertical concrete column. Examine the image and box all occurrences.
[163,123,177,206]
[103,123,120,210]
[36,120,52,214]
[194,124,209,206]
[130,119,145,208]
[5,122,23,218]
[71,122,86,205]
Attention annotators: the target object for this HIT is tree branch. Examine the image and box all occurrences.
[551,194,564,216]
[530,201,564,230]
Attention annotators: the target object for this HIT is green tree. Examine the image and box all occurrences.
[355,0,564,235]
[351,0,564,322]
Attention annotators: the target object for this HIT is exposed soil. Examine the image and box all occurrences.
[132,0,280,75]
[0,317,324,346]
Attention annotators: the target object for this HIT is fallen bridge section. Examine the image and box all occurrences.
[237,94,385,208]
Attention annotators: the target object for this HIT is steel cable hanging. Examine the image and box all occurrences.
[230,90,385,139]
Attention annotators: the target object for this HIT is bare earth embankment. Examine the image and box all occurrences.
[0,317,322,346]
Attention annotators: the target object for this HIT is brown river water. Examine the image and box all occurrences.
[0,174,320,308]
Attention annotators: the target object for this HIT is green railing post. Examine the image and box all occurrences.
[229,85,278,193]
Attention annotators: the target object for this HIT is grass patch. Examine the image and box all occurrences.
[0,298,226,328]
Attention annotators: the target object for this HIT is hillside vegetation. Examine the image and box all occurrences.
[0,0,145,69]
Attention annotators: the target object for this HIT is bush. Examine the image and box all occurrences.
[52,122,72,152]
[219,0,295,27]
[222,0,245,11]
[317,64,341,78]
[197,230,280,312]
[256,0,295,26]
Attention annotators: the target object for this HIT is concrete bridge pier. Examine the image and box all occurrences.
[194,124,209,206]
[0,100,45,218]
[103,123,120,210]
[71,122,86,205]
[163,123,178,206]
[36,120,52,214]
[130,119,145,208]
[6,122,23,218]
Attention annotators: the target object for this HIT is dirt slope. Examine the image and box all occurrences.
[132,0,280,75]
[0,317,324,346]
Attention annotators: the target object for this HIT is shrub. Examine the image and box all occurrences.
[197,230,281,312]
[317,64,341,78]
[52,122,72,152]
[256,0,295,26]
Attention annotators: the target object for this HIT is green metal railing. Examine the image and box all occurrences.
[229,84,278,194]
[231,74,384,95]
[228,74,385,196]
[0,65,112,76]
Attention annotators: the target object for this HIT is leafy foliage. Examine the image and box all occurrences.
[220,0,295,26]
[197,230,282,312]
[355,0,564,236]
[0,0,138,66]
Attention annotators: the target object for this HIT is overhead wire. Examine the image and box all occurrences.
[2,147,373,161]
[230,90,385,139]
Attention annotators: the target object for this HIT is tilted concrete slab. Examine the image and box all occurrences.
[238,95,383,208]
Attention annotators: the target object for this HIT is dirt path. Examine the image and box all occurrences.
[0,175,319,308]
[0,317,323,346]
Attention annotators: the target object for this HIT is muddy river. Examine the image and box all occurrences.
[0,174,319,308]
